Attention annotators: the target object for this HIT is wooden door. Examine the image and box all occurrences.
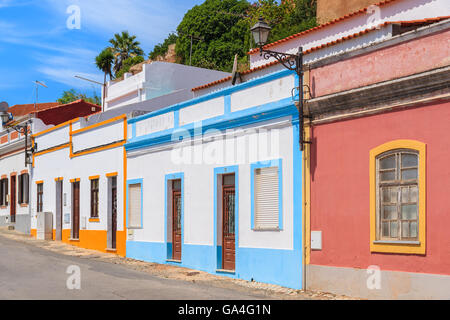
[72,182,80,239]
[111,177,117,249]
[10,176,16,223]
[172,181,182,261]
[222,175,236,271]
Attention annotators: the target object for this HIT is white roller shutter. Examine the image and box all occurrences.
[254,166,279,230]
[128,183,142,228]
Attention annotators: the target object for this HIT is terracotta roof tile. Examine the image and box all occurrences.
[8,102,59,117]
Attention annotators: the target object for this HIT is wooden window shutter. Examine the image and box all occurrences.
[254,166,279,230]
[128,183,142,228]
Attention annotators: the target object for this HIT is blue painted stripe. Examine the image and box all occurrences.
[128,68,294,125]
[125,97,297,151]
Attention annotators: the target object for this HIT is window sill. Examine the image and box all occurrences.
[0,206,7,209]
[69,238,80,242]
[20,204,29,208]
[89,218,100,223]
[252,227,282,232]
[105,248,117,253]
[373,240,420,245]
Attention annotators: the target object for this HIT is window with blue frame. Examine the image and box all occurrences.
[251,159,283,231]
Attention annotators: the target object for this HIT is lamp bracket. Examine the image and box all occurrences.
[260,48,300,73]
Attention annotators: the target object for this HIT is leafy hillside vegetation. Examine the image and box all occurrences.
[152,0,317,72]
[93,0,317,81]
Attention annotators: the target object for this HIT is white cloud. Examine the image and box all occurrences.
[43,0,193,47]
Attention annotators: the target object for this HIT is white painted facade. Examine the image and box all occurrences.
[31,116,126,253]
[104,62,230,110]
[125,67,303,289]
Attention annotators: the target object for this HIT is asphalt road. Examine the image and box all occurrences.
[0,235,269,300]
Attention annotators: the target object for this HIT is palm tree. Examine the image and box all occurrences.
[95,47,114,110]
[109,31,144,74]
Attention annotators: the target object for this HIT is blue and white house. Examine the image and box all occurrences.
[124,66,304,289]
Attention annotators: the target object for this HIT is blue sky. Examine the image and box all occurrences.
[0,0,204,106]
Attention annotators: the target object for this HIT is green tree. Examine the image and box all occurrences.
[115,56,145,79]
[57,89,101,106]
[95,47,114,82]
[109,31,145,74]
[175,0,251,72]
[246,0,317,44]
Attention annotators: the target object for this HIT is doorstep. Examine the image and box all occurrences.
[216,269,235,275]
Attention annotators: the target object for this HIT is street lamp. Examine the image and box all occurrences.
[251,18,311,151]
[0,101,34,166]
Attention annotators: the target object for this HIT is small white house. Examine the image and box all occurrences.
[104,61,230,110]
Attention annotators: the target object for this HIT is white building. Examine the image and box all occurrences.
[104,61,230,110]
[30,63,231,255]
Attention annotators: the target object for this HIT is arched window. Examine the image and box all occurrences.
[377,150,419,241]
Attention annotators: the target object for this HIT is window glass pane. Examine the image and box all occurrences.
[410,186,418,203]
[402,154,418,168]
[382,222,389,237]
[173,180,181,191]
[390,221,398,238]
[380,155,396,169]
[223,174,235,186]
[401,187,409,203]
[382,187,398,203]
[402,205,417,220]
[402,222,410,238]
[380,170,396,182]
[402,169,418,180]
[383,205,397,220]
[410,222,418,238]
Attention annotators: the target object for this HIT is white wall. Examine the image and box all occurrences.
[127,118,294,250]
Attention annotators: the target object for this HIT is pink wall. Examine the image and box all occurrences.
[311,29,450,97]
[310,101,450,275]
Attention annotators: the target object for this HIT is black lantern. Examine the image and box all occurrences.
[251,18,272,48]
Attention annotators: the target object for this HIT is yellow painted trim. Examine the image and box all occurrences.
[34,143,70,158]
[369,139,426,255]
[35,180,44,185]
[54,177,64,182]
[106,172,118,177]
[89,175,100,180]
[89,218,100,223]
[32,119,76,138]
[70,141,125,158]
[303,125,311,265]
[69,116,127,159]
[70,178,80,183]
[71,114,126,136]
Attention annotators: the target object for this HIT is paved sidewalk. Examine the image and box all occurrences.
[0,227,355,300]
